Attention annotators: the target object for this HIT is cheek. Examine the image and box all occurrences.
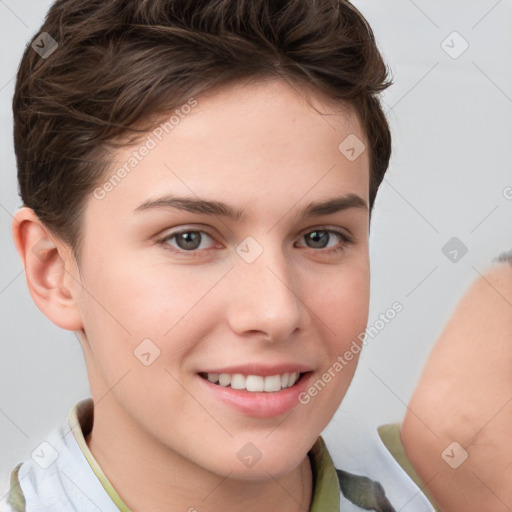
[78,252,225,378]
[82,251,213,336]
[301,263,369,420]
[309,260,370,354]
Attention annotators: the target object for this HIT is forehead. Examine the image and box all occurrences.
[162,77,365,163]
[86,77,369,224]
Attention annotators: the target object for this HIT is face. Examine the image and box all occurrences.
[74,78,370,479]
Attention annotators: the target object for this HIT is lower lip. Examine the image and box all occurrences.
[197,373,313,418]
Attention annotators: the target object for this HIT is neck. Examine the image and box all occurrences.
[85,395,313,512]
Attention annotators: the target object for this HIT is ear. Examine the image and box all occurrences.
[12,207,83,331]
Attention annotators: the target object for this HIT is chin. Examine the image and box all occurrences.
[194,438,310,481]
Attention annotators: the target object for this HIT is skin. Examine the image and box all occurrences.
[402,261,512,511]
[13,77,371,512]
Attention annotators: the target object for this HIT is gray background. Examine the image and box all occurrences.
[1,0,511,500]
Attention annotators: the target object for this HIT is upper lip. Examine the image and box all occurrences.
[198,363,313,376]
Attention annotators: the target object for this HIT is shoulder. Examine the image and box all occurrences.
[332,424,438,512]
[3,398,120,512]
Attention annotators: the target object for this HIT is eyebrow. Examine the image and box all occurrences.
[133,193,368,220]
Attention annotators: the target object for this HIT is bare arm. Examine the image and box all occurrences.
[402,251,512,511]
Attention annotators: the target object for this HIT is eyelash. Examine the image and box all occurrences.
[156,227,353,258]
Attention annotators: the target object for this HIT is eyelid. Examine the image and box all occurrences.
[297,225,353,242]
[157,225,351,242]
[156,224,353,257]
[157,226,220,250]
[157,224,218,240]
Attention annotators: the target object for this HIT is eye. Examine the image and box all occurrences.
[296,228,352,253]
[159,229,217,254]
[156,226,352,258]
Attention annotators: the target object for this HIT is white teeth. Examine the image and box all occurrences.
[246,375,264,392]
[230,374,246,390]
[264,375,282,392]
[218,373,231,386]
[204,372,302,392]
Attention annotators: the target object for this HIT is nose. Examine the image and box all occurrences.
[225,245,306,342]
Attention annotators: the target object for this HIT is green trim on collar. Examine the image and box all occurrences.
[308,436,341,512]
[70,398,341,511]
[378,424,440,512]
[69,399,132,512]
[7,463,26,512]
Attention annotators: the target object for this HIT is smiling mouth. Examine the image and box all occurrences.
[198,372,306,392]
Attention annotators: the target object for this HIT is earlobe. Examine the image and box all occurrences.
[12,207,83,331]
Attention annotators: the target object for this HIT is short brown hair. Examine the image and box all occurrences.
[13,0,392,264]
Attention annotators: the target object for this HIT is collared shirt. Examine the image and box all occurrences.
[5,398,437,512]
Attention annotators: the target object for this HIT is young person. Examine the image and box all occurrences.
[6,1,435,510]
